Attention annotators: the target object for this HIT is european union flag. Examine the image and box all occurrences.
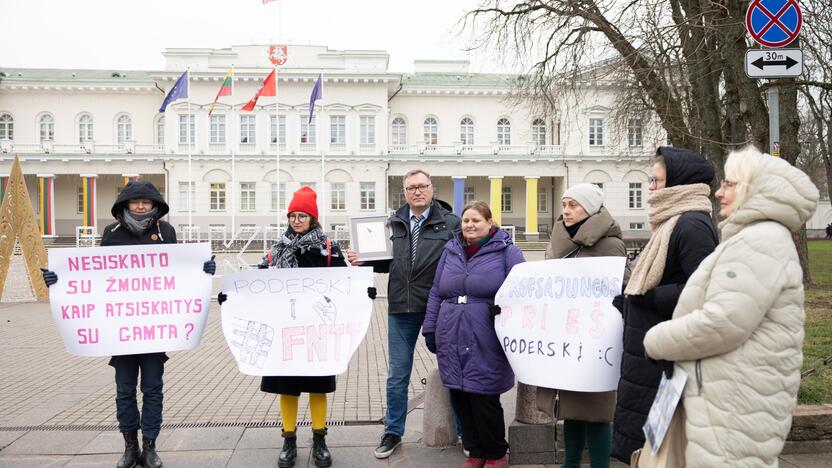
[159,71,189,113]
[308,74,323,124]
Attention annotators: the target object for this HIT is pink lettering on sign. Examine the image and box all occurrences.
[499,305,513,327]
[67,252,169,272]
[118,324,179,341]
[522,305,535,330]
[281,322,363,362]
[566,308,580,334]
[66,280,92,294]
[77,327,100,344]
[589,302,605,338]
[105,276,175,293]
[62,303,95,320]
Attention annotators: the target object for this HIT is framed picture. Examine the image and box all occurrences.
[349,215,393,261]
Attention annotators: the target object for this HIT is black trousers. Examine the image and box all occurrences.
[110,353,166,438]
[449,389,509,460]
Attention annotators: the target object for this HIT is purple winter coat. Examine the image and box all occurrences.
[422,228,525,395]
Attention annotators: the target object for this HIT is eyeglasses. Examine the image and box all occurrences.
[647,176,665,186]
[288,213,309,222]
[719,180,737,190]
[404,184,432,194]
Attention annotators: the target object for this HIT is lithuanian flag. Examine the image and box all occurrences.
[208,69,233,116]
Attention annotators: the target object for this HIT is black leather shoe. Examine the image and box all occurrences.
[140,436,163,468]
[278,430,297,468]
[373,432,402,459]
[312,428,332,467]
[116,430,140,468]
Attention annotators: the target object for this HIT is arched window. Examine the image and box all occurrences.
[39,114,54,142]
[497,118,511,145]
[391,117,407,145]
[423,117,438,145]
[78,114,94,142]
[0,113,13,141]
[532,118,546,146]
[155,116,165,145]
[116,114,132,144]
[460,117,474,145]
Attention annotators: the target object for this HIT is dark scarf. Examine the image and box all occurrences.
[121,208,158,236]
[266,227,327,268]
[464,226,498,259]
[564,217,589,239]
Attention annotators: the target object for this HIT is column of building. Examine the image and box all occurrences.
[37,174,56,236]
[489,176,503,225]
[80,174,98,232]
[524,176,540,241]
[452,176,466,215]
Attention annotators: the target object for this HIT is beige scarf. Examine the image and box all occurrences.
[625,183,712,295]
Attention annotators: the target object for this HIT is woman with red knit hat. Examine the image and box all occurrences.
[251,186,348,467]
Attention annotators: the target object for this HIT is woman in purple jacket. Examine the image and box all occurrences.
[422,200,525,468]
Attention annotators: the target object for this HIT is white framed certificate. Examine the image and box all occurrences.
[350,215,393,261]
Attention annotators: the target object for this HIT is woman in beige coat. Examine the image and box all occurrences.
[643,146,819,467]
[537,183,627,468]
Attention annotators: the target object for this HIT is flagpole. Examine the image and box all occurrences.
[186,67,192,241]
[275,63,280,235]
[320,72,326,235]
[230,65,236,240]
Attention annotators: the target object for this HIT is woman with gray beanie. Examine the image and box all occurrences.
[537,183,627,468]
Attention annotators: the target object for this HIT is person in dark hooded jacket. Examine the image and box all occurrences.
[41,180,216,468]
[610,148,718,463]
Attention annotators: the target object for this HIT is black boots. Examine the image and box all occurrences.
[140,436,163,468]
[116,430,140,468]
[278,430,297,468]
[312,428,332,467]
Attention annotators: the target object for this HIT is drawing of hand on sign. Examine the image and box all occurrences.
[313,295,337,323]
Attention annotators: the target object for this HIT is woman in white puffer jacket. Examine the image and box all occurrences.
[643,146,819,467]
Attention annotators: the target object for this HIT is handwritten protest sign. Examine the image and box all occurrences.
[48,243,213,357]
[495,257,626,392]
[220,267,374,376]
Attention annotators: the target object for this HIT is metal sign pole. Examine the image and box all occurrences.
[768,85,780,157]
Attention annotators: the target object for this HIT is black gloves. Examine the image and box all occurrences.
[40,268,58,287]
[257,261,269,269]
[217,292,227,305]
[367,287,377,300]
[203,255,216,275]
[424,333,437,354]
[488,304,502,319]
[612,294,624,314]
[647,355,674,379]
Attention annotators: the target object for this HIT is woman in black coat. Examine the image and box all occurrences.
[611,148,719,463]
[42,180,216,468]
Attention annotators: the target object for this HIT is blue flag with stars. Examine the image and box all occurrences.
[159,71,189,113]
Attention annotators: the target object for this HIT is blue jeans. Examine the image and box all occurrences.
[112,353,166,438]
[384,313,425,436]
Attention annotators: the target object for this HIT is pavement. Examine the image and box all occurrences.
[1,251,830,467]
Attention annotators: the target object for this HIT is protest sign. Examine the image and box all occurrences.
[494,256,626,392]
[220,266,374,376]
[48,243,213,356]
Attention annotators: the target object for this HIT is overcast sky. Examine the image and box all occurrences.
[0,0,510,73]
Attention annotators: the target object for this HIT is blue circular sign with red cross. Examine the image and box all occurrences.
[746,0,802,48]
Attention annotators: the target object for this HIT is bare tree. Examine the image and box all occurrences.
[464,0,823,283]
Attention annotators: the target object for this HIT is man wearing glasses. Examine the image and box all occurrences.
[347,169,460,459]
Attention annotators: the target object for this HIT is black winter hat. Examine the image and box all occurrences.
[655,147,715,187]
[110,180,170,219]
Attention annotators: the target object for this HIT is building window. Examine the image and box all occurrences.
[497,118,511,145]
[628,117,643,147]
[271,115,286,144]
[210,115,226,144]
[532,118,546,146]
[360,182,376,210]
[360,116,375,145]
[39,114,55,142]
[330,182,346,210]
[330,115,346,145]
[116,115,132,144]
[78,114,94,142]
[423,117,438,145]
[463,186,475,204]
[76,187,84,214]
[178,182,195,212]
[240,115,256,144]
[300,116,317,143]
[391,189,406,209]
[629,182,643,209]
[155,116,165,145]
[460,117,474,145]
[589,117,604,146]
[240,182,256,211]
[178,114,195,144]
[630,222,645,230]
[270,182,287,211]
[210,183,226,211]
[391,117,407,145]
[501,186,512,212]
[0,113,13,140]
[538,186,547,212]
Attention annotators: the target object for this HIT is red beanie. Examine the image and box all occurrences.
[287,186,318,220]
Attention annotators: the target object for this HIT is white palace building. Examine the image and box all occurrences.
[1,44,829,243]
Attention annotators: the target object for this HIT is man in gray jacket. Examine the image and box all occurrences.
[347,169,460,458]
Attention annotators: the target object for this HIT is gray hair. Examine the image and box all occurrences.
[403,169,431,187]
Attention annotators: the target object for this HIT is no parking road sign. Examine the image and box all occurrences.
[746,0,802,48]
